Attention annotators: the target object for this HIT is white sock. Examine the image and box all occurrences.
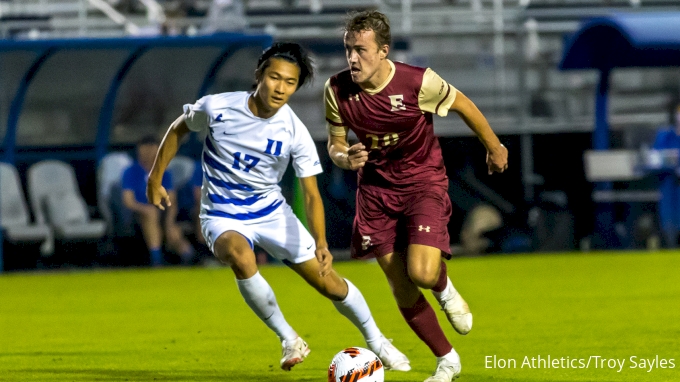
[236,272,297,342]
[441,348,461,364]
[433,277,457,300]
[332,279,383,347]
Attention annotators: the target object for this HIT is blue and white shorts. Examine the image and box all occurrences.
[200,203,316,264]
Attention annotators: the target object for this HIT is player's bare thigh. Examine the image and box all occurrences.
[287,258,348,301]
[213,230,257,279]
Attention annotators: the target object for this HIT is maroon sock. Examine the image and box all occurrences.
[398,294,453,357]
[431,261,448,293]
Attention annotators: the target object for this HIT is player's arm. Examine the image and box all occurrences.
[147,115,191,210]
[328,133,368,171]
[449,91,508,174]
[298,175,333,277]
[324,79,368,170]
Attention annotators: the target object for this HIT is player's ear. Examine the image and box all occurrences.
[379,45,389,59]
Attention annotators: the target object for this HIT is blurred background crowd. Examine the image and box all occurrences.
[1,0,680,271]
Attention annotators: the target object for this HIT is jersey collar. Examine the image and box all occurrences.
[362,59,395,96]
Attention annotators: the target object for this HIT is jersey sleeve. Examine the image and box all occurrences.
[324,79,348,137]
[183,96,211,132]
[291,120,323,178]
[418,68,458,117]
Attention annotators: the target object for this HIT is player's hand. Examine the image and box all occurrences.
[315,246,333,277]
[346,143,368,171]
[486,143,508,175]
[147,182,172,210]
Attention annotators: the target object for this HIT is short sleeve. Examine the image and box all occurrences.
[291,120,323,178]
[324,79,348,137]
[121,166,135,191]
[418,68,458,117]
[183,96,210,132]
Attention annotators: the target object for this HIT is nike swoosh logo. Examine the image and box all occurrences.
[306,244,313,250]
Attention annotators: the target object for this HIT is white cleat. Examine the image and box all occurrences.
[280,337,310,371]
[424,351,462,382]
[433,278,473,335]
[369,336,411,371]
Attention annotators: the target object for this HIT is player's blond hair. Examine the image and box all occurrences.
[344,10,392,51]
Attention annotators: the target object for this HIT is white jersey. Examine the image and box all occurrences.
[183,91,322,222]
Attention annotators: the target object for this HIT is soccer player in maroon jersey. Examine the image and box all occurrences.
[325,10,508,382]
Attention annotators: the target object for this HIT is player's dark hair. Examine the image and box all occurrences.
[254,42,314,89]
[344,10,392,51]
[137,134,160,146]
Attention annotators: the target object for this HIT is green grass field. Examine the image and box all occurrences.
[1,251,679,381]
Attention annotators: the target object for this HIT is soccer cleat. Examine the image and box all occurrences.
[424,351,462,382]
[280,337,311,371]
[433,278,473,335]
[368,336,411,371]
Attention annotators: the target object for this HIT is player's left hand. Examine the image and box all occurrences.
[315,246,333,277]
[487,143,508,175]
[147,182,172,210]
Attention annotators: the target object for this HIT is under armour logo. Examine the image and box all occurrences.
[215,113,223,122]
[349,94,360,101]
[361,235,372,250]
[418,225,431,232]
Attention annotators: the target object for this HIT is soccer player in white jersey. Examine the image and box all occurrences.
[145,42,410,372]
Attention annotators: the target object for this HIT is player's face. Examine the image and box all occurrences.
[344,30,388,86]
[255,58,300,113]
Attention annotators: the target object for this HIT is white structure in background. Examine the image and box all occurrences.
[202,0,247,33]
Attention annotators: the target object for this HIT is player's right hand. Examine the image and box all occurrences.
[147,182,172,211]
[346,143,368,171]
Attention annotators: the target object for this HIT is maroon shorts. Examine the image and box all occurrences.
[350,186,452,259]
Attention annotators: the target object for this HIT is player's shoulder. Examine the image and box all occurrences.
[393,60,427,76]
[328,68,361,98]
[200,91,248,107]
[275,104,307,132]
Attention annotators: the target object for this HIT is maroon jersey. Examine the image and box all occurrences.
[324,60,458,193]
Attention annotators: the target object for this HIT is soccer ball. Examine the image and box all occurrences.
[328,347,384,382]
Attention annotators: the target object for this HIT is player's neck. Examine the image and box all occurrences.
[248,92,278,119]
[358,60,393,92]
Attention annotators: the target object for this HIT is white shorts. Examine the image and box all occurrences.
[200,203,316,264]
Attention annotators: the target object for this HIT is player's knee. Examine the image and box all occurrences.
[311,275,346,301]
[213,234,252,267]
[407,265,439,289]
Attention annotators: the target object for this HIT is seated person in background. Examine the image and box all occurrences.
[652,102,680,248]
[122,135,195,266]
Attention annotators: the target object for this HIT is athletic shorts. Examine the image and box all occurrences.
[200,203,316,265]
[351,186,452,259]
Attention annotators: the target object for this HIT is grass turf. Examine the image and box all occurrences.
[1,251,679,381]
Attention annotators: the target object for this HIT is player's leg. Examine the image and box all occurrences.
[407,244,472,335]
[377,251,461,382]
[203,217,306,370]
[287,259,411,371]
[135,207,164,266]
[404,188,473,336]
[256,204,409,370]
